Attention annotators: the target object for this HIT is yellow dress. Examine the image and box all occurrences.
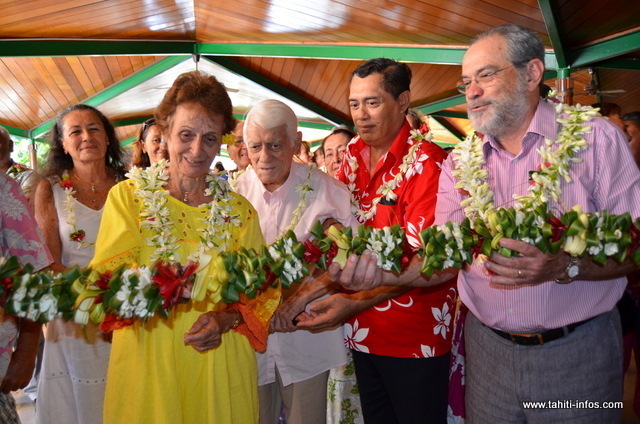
[90,179,267,424]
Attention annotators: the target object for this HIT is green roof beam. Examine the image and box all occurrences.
[432,116,464,143]
[430,111,468,119]
[199,43,466,65]
[0,40,193,57]
[204,56,351,127]
[571,30,640,68]
[120,136,137,147]
[538,0,569,69]
[30,56,188,138]
[1,124,29,139]
[415,93,466,115]
[587,58,640,70]
[113,116,153,128]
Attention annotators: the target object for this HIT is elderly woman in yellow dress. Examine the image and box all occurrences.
[90,71,272,424]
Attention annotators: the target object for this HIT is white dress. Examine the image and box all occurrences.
[36,180,111,424]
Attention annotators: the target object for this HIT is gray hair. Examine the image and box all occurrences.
[471,24,545,70]
[244,99,299,146]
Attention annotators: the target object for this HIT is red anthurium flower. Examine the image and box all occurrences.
[152,261,198,309]
[324,243,338,266]
[303,239,323,264]
[549,217,567,243]
[70,230,86,242]
[60,179,73,189]
[95,270,112,290]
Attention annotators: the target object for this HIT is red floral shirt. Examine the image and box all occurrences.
[337,121,457,358]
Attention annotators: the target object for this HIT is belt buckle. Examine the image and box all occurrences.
[509,332,544,345]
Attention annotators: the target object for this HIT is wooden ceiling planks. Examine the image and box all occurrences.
[0,55,164,130]
[558,0,640,47]
[598,68,640,115]
[0,0,194,40]
[0,0,638,146]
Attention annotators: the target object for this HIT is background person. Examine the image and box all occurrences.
[0,126,38,204]
[34,104,126,424]
[623,112,640,167]
[293,140,312,164]
[0,173,53,424]
[129,117,168,168]
[321,125,355,178]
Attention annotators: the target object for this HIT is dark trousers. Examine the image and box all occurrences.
[352,349,449,424]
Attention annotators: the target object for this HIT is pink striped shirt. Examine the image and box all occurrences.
[435,99,640,332]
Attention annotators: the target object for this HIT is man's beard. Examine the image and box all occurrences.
[468,78,529,139]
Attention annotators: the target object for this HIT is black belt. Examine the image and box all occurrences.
[489,318,593,346]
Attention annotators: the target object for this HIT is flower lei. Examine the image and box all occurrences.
[344,125,435,223]
[282,164,314,236]
[60,171,93,248]
[452,98,597,226]
[126,160,240,263]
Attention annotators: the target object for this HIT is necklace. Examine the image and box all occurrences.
[343,126,435,223]
[451,99,597,227]
[60,171,93,248]
[127,160,241,263]
[70,171,99,204]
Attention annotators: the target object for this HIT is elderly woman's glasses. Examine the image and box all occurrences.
[456,65,514,94]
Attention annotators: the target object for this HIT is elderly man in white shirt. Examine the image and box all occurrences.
[234,99,356,424]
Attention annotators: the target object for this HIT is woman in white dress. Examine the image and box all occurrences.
[33,104,126,424]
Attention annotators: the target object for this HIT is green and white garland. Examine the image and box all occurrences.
[127,160,241,263]
[452,99,597,224]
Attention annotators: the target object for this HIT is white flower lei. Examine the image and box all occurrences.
[227,165,250,190]
[60,170,94,249]
[127,160,241,263]
[452,99,597,225]
[283,164,314,235]
[344,128,435,223]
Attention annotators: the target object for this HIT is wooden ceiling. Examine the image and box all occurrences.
[1,0,639,147]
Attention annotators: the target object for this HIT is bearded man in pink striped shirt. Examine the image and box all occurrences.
[331,24,640,423]
[432,23,640,423]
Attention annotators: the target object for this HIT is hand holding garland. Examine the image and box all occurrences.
[184,307,241,352]
[2,210,639,329]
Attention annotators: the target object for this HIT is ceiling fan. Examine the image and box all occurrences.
[582,68,626,97]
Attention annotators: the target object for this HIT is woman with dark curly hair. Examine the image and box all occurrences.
[90,71,272,424]
[33,104,126,424]
[130,117,168,168]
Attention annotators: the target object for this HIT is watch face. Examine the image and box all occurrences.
[567,265,579,278]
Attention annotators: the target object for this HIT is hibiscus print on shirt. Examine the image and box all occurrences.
[432,302,452,339]
[344,319,370,353]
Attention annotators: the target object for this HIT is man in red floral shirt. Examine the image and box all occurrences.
[297,58,457,423]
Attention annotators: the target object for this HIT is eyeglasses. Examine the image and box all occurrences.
[456,65,514,94]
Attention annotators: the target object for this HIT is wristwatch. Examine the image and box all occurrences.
[555,255,580,284]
